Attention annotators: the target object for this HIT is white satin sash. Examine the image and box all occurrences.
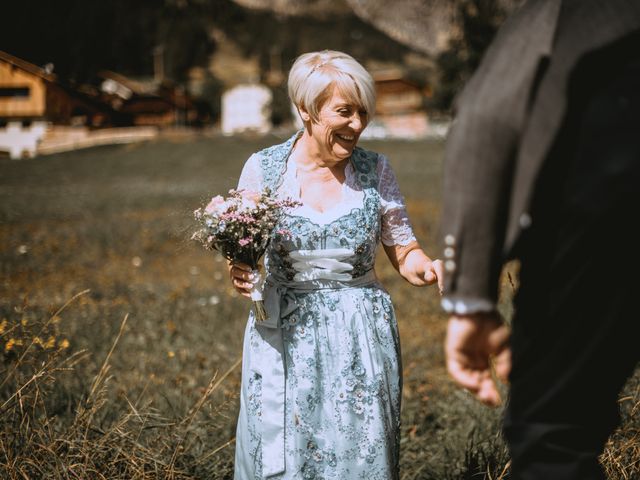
[290,248,354,282]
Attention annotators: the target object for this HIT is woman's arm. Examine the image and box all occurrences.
[377,154,443,291]
[384,241,443,291]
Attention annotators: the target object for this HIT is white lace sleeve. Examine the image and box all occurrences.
[237,153,264,191]
[378,154,417,246]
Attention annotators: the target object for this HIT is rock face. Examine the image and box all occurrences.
[346,0,459,57]
[231,0,351,18]
[230,0,523,56]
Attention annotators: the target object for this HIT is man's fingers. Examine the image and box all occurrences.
[447,359,502,406]
[493,347,512,383]
[488,324,512,383]
[477,377,502,407]
[445,314,507,407]
[488,324,510,352]
[446,357,482,393]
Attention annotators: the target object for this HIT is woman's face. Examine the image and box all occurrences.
[306,90,369,164]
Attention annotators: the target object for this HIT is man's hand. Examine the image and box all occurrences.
[445,313,511,406]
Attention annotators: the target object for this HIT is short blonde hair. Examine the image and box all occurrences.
[288,50,376,122]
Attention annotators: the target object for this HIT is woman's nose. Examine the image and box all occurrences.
[350,113,365,132]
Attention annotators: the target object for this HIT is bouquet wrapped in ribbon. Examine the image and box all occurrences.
[192,188,298,322]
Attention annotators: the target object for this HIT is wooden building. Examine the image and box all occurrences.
[98,71,198,127]
[0,50,113,127]
[368,68,431,139]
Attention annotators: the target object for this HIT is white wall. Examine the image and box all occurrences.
[0,121,48,159]
[221,84,272,135]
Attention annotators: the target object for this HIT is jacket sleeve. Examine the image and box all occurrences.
[440,102,517,309]
[440,0,559,310]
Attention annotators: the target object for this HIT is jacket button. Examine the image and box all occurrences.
[519,213,532,229]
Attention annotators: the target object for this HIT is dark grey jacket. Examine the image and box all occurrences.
[440,0,640,307]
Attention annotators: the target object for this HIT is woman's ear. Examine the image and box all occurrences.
[298,105,311,123]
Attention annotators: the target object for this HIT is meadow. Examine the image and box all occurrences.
[0,132,637,479]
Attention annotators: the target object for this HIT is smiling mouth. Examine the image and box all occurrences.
[336,133,356,142]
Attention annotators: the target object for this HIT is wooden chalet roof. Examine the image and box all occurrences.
[97,70,158,96]
[0,50,57,82]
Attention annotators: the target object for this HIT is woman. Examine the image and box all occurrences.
[229,50,443,479]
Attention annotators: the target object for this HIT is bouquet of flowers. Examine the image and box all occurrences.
[192,188,298,322]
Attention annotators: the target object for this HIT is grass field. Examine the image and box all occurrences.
[1,132,637,479]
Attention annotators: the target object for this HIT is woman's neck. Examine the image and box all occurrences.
[292,132,349,176]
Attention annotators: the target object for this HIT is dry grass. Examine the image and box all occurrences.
[602,374,640,480]
[0,291,241,479]
[0,132,637,478]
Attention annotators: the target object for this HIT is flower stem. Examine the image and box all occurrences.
[253,300,268,322]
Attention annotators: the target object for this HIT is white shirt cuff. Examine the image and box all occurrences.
[441,297,496,315]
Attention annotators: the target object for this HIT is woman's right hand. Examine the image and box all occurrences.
[228,261,254,298]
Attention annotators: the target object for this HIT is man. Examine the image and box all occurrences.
[440,0,640,478]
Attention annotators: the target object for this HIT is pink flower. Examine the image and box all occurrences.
[193,187,301,272]
[240,190,261,202]
[205,195,226,215]
[239,190,261,210]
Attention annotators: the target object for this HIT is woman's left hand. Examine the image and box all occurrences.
[392,246,443,292]
[423,259,444,294]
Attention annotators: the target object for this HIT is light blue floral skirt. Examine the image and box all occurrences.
[234,285,402,480]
